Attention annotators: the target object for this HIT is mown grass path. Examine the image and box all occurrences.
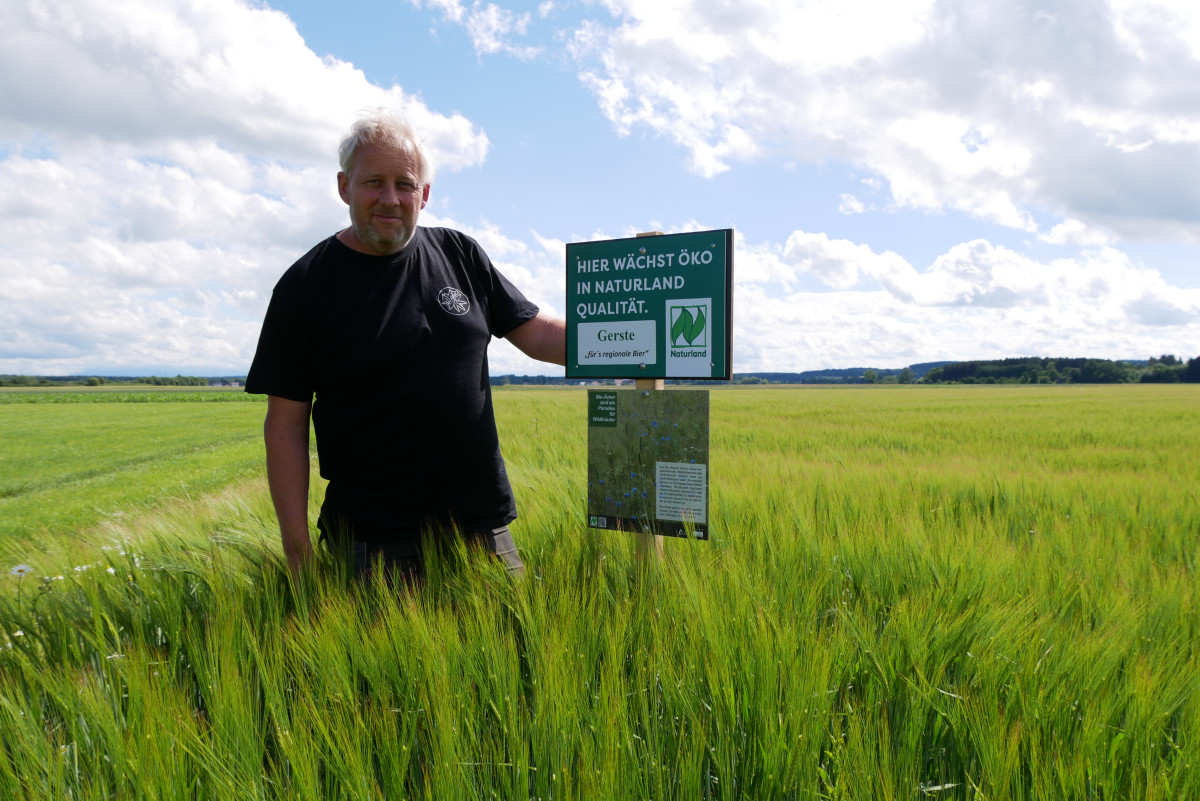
[0,401,269,557]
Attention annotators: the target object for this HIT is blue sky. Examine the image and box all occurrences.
[1,0,1198,376]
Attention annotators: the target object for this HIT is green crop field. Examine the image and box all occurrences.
[1,385,1197,799]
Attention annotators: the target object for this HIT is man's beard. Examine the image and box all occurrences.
[353,213,414,255]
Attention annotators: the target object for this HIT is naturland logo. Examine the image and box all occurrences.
[669,302,708,355]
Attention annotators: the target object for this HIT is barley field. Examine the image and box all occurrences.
[1,385,1197,799]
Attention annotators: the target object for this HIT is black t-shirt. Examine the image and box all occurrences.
[245,227,539,534]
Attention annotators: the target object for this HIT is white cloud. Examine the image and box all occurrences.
[0,0,487,169]
[0,0,490,375]
[568,0,1200,242]
[731,238,796,291]
[783,231,912,292]
[1124,293,1196,327]
[413,0,541,59]
[1040,219,1114,247]
[838,194,866,215]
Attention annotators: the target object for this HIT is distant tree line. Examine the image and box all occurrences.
[133,375,211,386]
[0,374,216,387]
[923,356,1200,384]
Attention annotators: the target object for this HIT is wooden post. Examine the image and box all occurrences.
[635,231,665,561]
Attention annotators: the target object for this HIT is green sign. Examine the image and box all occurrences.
[566,229,733,379]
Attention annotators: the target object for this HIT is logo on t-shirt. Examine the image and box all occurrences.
[437,287,470,316]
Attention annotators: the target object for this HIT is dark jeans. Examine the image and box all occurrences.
[318,518,525,583]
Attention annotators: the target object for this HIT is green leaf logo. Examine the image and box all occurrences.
[671,306,707,346]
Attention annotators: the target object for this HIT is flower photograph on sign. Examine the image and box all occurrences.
[586,389,710,538]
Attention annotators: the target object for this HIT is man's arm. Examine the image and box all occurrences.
[264,395,314,571]
[506,311,566,366]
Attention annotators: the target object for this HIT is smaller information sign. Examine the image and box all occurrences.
[586,389,710,539]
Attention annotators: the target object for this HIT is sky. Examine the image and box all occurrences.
[1,0,1198,377]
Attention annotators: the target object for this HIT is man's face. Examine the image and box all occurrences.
[337,143,431,255]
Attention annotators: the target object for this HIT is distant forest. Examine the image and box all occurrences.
[922,355,1199,385]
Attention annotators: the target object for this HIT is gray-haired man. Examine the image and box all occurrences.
[247,110,565,579]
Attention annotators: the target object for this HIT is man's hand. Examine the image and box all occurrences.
[264,395,314,572]
[507,312,566,366]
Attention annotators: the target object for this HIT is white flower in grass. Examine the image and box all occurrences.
[106,567,117,575]
[8,564,33,577]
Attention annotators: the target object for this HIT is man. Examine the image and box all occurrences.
[246,110,565,579]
